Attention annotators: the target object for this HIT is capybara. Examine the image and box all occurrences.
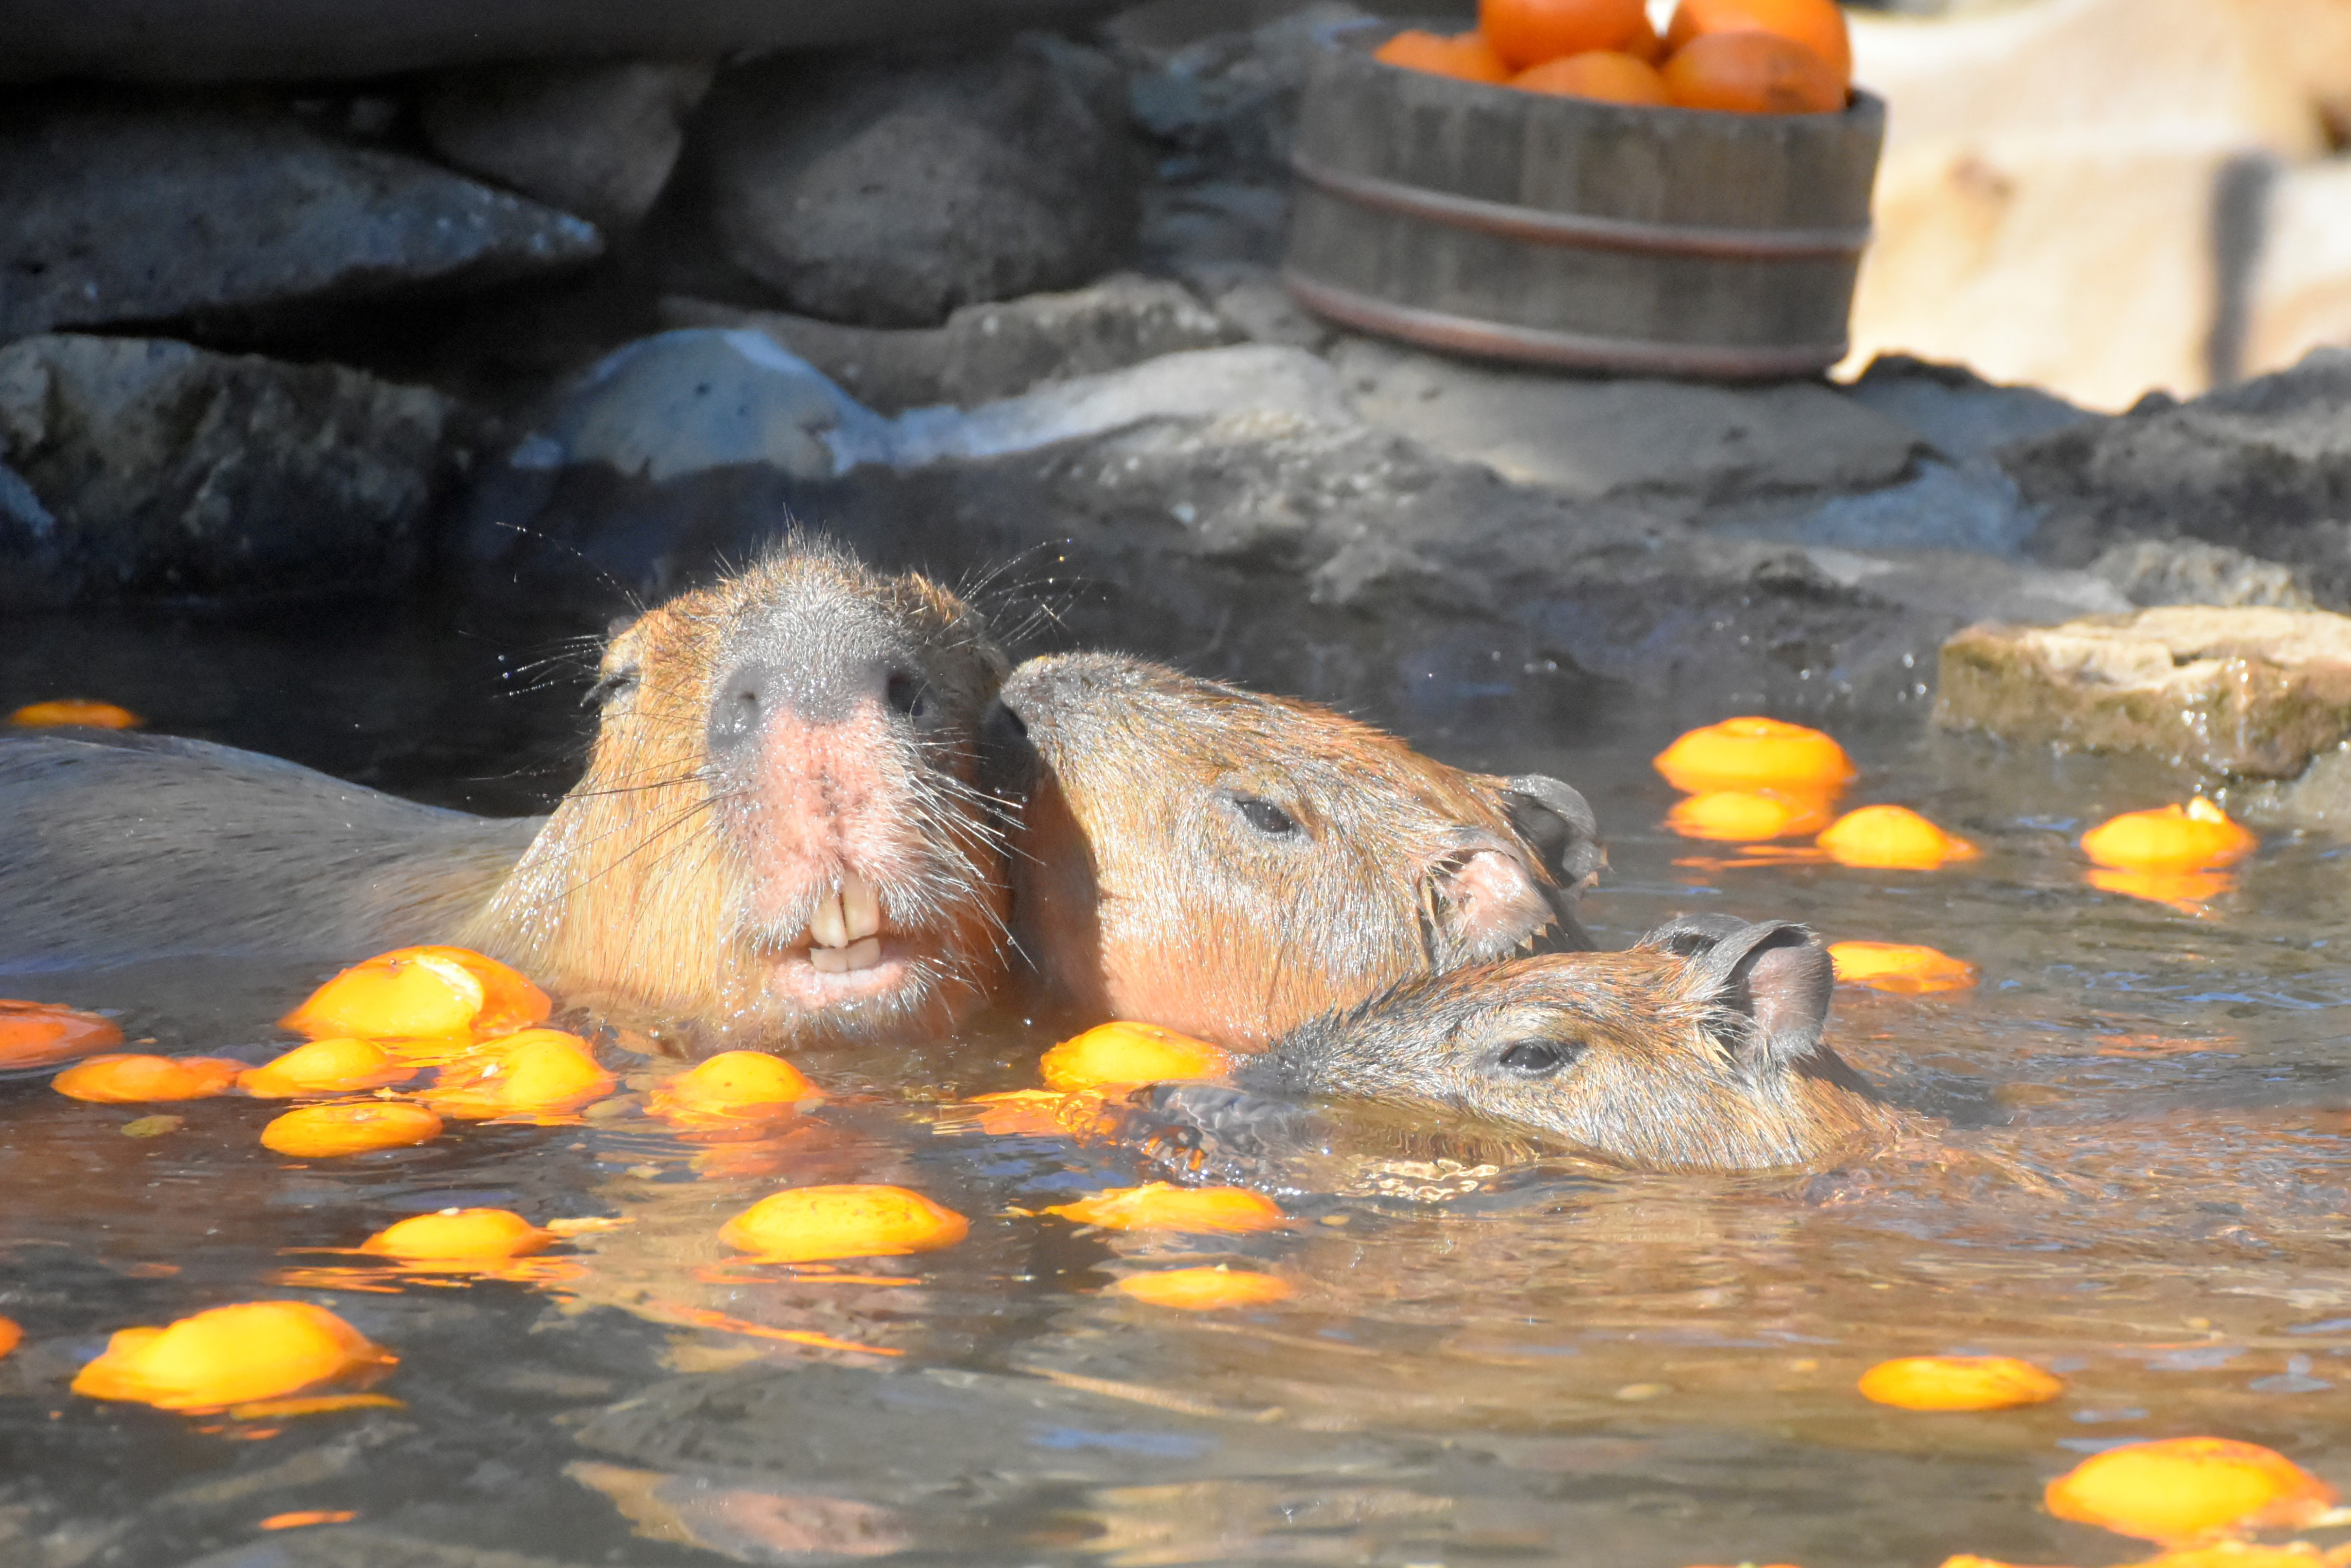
[1,541,1014,1047]
[1234,914,1913,1171]
[983,651,1605,1051]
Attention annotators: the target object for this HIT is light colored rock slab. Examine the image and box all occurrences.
[1934,605,2351,777]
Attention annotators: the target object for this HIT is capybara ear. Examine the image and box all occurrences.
[1430,848,1560,964]
[1686,920,1834,1073]
[1499,775,1605,892]
[1639,911,1751,956]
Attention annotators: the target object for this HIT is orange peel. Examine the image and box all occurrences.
[1047,1183,1287,1235]
[645,1050,816,1120]
[239,1037,416,1098]
[283,946,550,1043]
[9,699,140,729]
[1857,1355,2063,1411]
[1040,1021,1232,1091]
[362,1207,556,1262]
[947,1088,1116,1140]
[720,1184,970,1264]
[1818,805,1979,870]
[0,1316,19,1359]
[0,999,124,1071]
[70,1301,393,1411]
[1113,1266,1293,1310]
[1374,28,1512,83]
[2082,799,2257,875]
[53,1053,242,1103]
[1666,789,1833,842]
[2045,1437,2336,1545]
[1654,716,1854,797]
[261,1100,443,1157]
[1828,942,1979,996]
[424,1029,613,1119]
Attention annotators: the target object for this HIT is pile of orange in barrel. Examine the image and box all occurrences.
[1376,0,1850,114]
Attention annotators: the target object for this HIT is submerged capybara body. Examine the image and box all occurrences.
[2,541,1014,1049]
[469,543,1012,1044]
[1243,915,1913,1171]
[984,652,1605,1051]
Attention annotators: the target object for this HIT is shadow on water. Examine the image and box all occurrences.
[5,612,2351,1568]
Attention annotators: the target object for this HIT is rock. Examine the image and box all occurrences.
[0,102,603,342]
[2004,348,2351,604]
[2087,538,2316,609]
[420,60,714,232]
[1841,354,2093,463]
[1328,339,1924,506]
[702,37,1141,328]
[1934,606,2351,777]
[1117,1,1365,185]
[0,335,466,603]
[1758,460,2041,558]
[658,274,1240,413]
[0,0,1123,84]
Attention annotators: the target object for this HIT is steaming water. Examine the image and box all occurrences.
[4,608,2349,1568]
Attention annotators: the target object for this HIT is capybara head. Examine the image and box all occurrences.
[469,539,1011,1046]
[1244,916,1906,1171]
[982,652,1605,1051]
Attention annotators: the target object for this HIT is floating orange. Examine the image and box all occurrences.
[362,1208,556,1262]
[1513,50,1669,104]
[261,1100,443,1157]
[53,1053,241,1103]
[645,1050,816,1120]
[283,946,550,1043]
[2045,1437,2336,1545]
[1666,789,1833,842]
[1827,942,1979,996]
[1654,717,1854,797]
[1374,28,1513,84]
[1114,1266,1294,1310]
[1479,0,1647,69]
[239,1037,416,1098]
[8,699,141,729]
[720,1184,970,1264]
[71,1301,393,1411]
[424,1029,612,1119]
[1662,29,1846,115]
[1040,1021,1232,1092]
[0,999,124,1071]
[259,1511,361,1530]
[0,1316,19,1359]
[1047,1183,1288,1235]
[1818,805,1979,870]
[2081,799,2258,875]
[1858,1355,2063,1411]
[1665,0,1852,83]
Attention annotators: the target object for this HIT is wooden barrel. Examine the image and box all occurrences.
[1283,22,1885,379]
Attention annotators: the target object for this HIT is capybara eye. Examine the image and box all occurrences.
[1495,1039,1575,1078]
[885,672,927,720]
[1228,795,1300,837]
[584,669,639,709]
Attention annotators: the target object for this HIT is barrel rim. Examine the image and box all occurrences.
[1290,151,1871,259]
[1282,269,1848,379]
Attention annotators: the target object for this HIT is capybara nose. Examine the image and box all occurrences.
[706,656,903,755]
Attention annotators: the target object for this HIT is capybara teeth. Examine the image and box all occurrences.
[840,870,882,943]
[807,936,884,973]
[807,890,849,949]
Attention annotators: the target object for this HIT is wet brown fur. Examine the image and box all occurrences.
[993,653,1600,1052]
[466,543,1011,1044]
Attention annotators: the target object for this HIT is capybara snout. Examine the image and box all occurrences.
[985,652,1605,1051]
[1247,915,1907,1171]
[468,539,1012,1046]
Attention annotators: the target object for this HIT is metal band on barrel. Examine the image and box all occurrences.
[1288,152,1872,261]
[1281,270,1848,379]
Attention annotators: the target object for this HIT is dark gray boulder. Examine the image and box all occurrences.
[702,36,1141,327]
[0,335,469,604]
[419,60,715,233]
[2006,348,2351,605]
[0,102,603,342]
